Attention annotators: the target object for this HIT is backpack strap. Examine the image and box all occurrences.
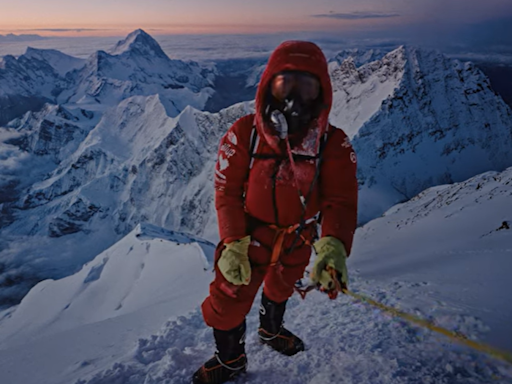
[310,128,333,233]
[248,124,260,169]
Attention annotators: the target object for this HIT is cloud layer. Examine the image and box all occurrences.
[312,12,400,20]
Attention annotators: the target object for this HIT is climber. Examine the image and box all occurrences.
[193,40,358,384]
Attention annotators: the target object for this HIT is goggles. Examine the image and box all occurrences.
[270,71,321,102]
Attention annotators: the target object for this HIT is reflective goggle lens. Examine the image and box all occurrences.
[271,72,320,102]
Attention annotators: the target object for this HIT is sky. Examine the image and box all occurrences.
[1,0,512,36]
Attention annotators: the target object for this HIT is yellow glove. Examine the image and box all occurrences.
[217,236,251,286]
[311,236,348,290]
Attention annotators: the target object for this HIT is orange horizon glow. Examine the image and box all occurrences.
[2,0,510,38]
[0,19,396,38]
[0,19,414,39]
[0,0,410,38]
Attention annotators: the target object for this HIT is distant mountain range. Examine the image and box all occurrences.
[0,34,47,42]
[0,29,216,126]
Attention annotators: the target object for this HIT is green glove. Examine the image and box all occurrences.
[218,236,251,286]
[312,236,348,290]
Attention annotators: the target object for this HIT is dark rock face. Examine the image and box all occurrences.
[0,95,49,126]
[48,199,100,238]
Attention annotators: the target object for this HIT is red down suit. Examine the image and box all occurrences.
[202,41,358,331]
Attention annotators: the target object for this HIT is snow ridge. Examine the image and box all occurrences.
[331,45,512,222]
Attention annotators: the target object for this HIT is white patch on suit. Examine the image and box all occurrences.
[218,154,229,171]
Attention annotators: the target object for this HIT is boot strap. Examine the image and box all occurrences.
[214,353,246,371]
[258,327,282,341]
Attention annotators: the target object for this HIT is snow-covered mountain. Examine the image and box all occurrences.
[62,29,216,116]
[0,168,510,384]
[0,29,216,126]
[0,50,71,125]
[0,103,98,221]
[0,223,214,347]
[1,42,512,311]
[352,167,512,351]
[0,97,252,306]
[330,46,512,222]
[330,47,389,67]
[23,47,86,77]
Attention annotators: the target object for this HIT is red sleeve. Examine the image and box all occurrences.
[214,115,253,242]
[319,126,358,256]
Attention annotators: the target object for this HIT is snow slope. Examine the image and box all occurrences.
[351,167,512,352]
[0,169,511,384]
[0,223,215,384]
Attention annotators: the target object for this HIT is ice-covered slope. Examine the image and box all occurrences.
[1,170,511,384]
[332,46,512,222]
[63,29,216,115]
[352,166,512,351]
[0,223,215,384]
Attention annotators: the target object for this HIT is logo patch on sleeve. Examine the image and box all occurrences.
[218,154,229,171]
[228,131,238,146]
[342,137,352,149]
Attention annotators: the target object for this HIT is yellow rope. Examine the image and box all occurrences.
[342,289,512,364]
[303,267,512,364]
[341,288,512,365]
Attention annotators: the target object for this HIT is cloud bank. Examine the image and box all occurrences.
[312,12,400,20]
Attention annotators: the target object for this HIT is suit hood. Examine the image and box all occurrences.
[255,41,332,153]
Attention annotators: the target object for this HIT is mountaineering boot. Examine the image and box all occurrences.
[192,321,247,384]
[258,293,305,356]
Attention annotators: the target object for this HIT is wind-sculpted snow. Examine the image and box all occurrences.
[75,286,511,384]
[331,46,512,222]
